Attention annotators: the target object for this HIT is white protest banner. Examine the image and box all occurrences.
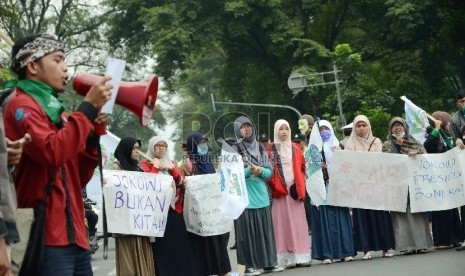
[410,147,465,212]
[326,151,410,212]
[102,170,174,237]
[184,173,233,236]
[305,121,327,206]
[85,131,121,232]
[219,141,248,219]
[400,96,430,144]
[101,58,126,114]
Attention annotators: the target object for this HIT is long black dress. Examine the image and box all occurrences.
[423,129,463,246]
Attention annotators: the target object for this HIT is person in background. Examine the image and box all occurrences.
[186,132,231,276]
[233,116,283,276]
[424,111,464,250]
[382,117,433,255]
[310,120,355,264]
[449,91,465,251]
[268,119,311,269]
[292,132,311,235]
[0,118,27,275]
[112,136,155,276]
[83,192,99,254]
[292,133,306,152]
[345,115,396,260]
[259,133,271,151]
[4,33,111,275]
[298,114,314,146]
[178,142,193,177]
[339,122,353,150]
[140,136,192,276]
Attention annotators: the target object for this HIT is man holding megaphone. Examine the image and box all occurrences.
[3,33,112,276]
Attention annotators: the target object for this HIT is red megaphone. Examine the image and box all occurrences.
[72,73,158,126]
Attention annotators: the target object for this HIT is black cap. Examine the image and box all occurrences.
[259,133,269,142]
[292,133,306,142]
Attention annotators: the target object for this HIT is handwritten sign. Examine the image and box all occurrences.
[103,170,174,237]
[327,151,410,212]
[410,147,465,212]
[184,173,233,236]
[327,149,465,213]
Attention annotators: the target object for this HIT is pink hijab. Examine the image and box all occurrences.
[273,119,294,185]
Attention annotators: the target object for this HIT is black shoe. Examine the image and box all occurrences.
[230,243,237,250]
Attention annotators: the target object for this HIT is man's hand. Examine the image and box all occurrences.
[0,238,12,276]
[95,113,109,125]
[5,133,31,166]
[84,75,113,109]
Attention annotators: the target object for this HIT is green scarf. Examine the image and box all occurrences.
[439,128,455,149]
[16,79,64,123]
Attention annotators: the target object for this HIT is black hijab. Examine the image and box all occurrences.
[114,136,142,171]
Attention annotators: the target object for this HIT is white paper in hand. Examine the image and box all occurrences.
[101,58,126,114]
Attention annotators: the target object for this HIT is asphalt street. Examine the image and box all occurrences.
[91,236,465,276]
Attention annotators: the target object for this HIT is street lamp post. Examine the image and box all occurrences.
[287,65,346,129]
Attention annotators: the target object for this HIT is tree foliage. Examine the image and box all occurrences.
[0,0,167,142]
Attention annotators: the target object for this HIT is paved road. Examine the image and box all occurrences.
[91,237,465,276]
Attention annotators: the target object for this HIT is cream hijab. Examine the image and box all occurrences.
[146,136,172,175]
[345,115,382,152]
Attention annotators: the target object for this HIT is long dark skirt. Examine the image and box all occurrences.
[432,208,462,246]
[352,208,395,252]
[236,207,277,269]
[152,209,192,276]
[188,231,231,276]
[311,205,355,260]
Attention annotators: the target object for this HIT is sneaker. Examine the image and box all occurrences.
[244,267,261,276]
[263,266,284,273]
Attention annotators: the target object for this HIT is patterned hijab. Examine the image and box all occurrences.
[382,117,426,154]
[345,115,381,152]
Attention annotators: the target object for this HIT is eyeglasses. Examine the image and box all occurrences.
[154,144,167,148]
[133,146,141,150]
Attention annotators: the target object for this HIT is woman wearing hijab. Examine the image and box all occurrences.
[232,116,283,275]
[382,117,433,254]
[140,136,192,276]
[310,120,355,264]
[268,119,311,268]
[112,136,156,276]
[423,111,463,249]
[345,115,395,260]
[186,132,232,276]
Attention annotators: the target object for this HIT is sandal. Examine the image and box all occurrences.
[416,249,428,254]
[343,256,354,262]
[362,252,372,260]
[322,259,332,264]
[403,250,414,255]
[383,251,394,258]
